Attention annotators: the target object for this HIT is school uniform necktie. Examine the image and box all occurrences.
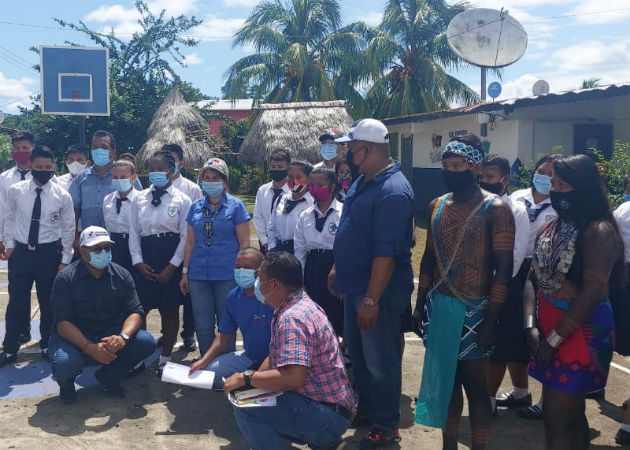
[151,189,167,207]
[283,197,306,214]
[18,169,29,181]
[523,199,551,223]
[271,188,284,213]
[28,188,42,246]
[314,208,334,232]
[116,197,129,214]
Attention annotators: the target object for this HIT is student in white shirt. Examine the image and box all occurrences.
[313,129,344,170]
[161,143,201,352]
[129,151,191,374]
[294,166,343,335]
[253,149,291,252]
[0,146,75,368]
[57,144,89,191]
[611,176,630,357]
[103,160,138,273]
[479,156,532,414]
[267,160,314,254]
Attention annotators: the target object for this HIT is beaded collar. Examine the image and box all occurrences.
[533,218,578,294]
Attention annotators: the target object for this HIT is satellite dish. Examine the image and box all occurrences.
[0,112,4,124]
[532,80,550,96]
[447,8,528,68]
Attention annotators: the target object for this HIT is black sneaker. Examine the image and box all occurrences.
[0,351,17,368]
[518,404,543,420]
[181,336,197,352]
[616,428,630,446]
[94,368,126,398]
[496,392,532,408]
[156,361,167,377]
[59,381,77,404]
[125,362,146,379]
[358,428,400,449]
[586,388,605,400]
[18,332,31,344]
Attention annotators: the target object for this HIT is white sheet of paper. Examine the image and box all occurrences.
[160,361,215,390]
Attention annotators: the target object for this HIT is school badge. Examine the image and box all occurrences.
[328,222,338,235]
[50,211,60,221]
[168,205,178,217]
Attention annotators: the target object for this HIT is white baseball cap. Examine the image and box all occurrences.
[335,119,389,144]
[80,226,115,247]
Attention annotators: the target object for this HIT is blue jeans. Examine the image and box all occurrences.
[49,328,156,385]
[188,279,236,355]
[234,391,350,450]
[344,286,412,432]
[206,350,255,389]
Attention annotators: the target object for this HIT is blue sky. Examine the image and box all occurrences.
[0,0,628,115]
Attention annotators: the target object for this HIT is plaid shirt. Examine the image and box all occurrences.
[270,290,355,410]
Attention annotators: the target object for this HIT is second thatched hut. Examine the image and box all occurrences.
[238,100,354,164]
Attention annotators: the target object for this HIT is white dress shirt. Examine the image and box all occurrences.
[103,189,138,234]
[510,188,557,258]
[253,181,289,246]
[0,166,32,242]
[128,185,191,267]
[4,179,75,264]
[614,201,630,263]
[172,174,203,202]
[267,192,314,249]
[501,194,530,277]
[294,199,342,269]
[56,173,75,191]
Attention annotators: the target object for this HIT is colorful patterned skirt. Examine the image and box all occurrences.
[528,291,615,393]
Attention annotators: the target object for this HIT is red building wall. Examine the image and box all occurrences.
[209,109,251,135]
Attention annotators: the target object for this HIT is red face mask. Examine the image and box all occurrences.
[288,177,307,193]
[12,151,31,166]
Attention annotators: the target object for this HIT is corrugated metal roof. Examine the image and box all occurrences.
[383,83,630,125]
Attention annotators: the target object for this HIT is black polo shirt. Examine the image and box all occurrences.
[51,260,144,337]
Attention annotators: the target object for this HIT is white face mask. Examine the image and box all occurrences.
[67,161,87,176]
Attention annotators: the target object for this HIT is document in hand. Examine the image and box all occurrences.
[228,388,283,408]
[161,361,215,389]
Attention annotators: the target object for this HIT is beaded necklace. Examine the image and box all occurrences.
[533,218,578,294]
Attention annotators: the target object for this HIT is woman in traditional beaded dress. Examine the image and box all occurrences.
[526,154,625,450]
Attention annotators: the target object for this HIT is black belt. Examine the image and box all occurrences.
[16,241,58,251]
[142,232,179,239]
[110,232,129,240]
[278,239,293,246]
[321,402,354,422]
[309,249,333,255]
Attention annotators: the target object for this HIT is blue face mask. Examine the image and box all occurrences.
[111,178,132,193]
[149,171,169,188]
[532,173,551,195]
[234,268,256,289]
[253,277,269,304]
[89,249,112,269]
[624,193,630,203]
[320,143,337,161]
[91,148,111,167]
[173,162,179,176]
[201,181,224,197]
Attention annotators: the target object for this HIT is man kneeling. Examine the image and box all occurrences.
[49,226,156,404]
[189,248,272,389]
[224,251,354,450]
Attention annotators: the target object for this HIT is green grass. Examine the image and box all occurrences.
[235,194,256,215]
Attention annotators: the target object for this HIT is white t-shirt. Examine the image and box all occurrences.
[613,201,630,263]
[510,188,557,258]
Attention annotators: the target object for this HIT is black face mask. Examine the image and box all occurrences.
[345,150,361,181]
[31,170,54,185]
[443,169,476,193]
[270,169,287,182]
[550,190,580,220]
[479,180,505,195]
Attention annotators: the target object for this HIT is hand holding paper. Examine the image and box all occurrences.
[161,361,215,390]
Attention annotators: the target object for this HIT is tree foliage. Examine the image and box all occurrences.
[4,1,207,161]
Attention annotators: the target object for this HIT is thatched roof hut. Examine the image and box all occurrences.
[239,100,354,164]
[136,87,227,169]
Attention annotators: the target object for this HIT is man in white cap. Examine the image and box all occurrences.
[328,118,415,449]
[48,226,156,404]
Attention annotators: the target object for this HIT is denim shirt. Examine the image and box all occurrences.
[333,161,415,295]
[186,193,250,280]
[69,166,143,228]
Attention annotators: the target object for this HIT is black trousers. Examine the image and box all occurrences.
[3,243,60,354]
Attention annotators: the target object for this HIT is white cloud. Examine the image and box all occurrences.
[191,14,246,41]
[570,0,630,24]
[0,73,37,114]
[183,52,203,65]
[359,12,382,26]
[543,39,630,74]
[221,0,260,7]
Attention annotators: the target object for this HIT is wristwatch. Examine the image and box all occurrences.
[182,267,189,275]
[243,369,254,388]
[119,332,130,343]
[362,296,376,307]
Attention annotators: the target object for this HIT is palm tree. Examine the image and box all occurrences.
[581,77,602,89]
[224,0,370,114]
[363,0,480,118]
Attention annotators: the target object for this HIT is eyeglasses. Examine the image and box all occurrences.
[90,246,112,253]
